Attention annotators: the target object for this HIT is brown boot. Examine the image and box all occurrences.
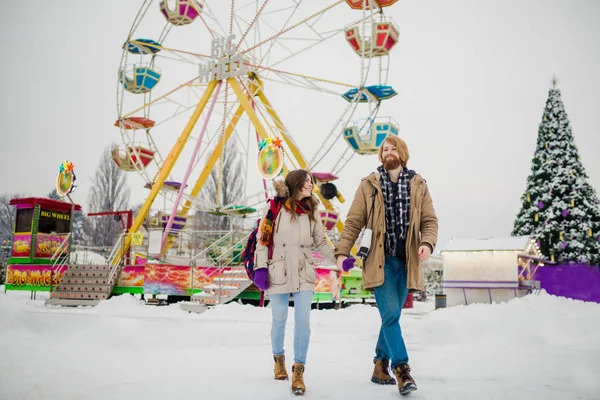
[393,363,417,395]
[273,355,289,380]
[291,362,306,395]
[371,358,396,385]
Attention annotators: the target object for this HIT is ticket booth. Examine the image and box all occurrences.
[4,197,81,291]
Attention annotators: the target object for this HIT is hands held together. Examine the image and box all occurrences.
[254,256,356,292]
[336,256,356,272]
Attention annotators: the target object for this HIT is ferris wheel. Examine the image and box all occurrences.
[114,0,402,246]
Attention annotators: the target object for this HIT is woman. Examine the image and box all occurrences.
[253,169,338,395]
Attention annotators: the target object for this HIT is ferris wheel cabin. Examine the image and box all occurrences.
[160,0,203,26]
[114,117,156,130]
[124,38,162,55]
[345,0,398,9]
[319,210,339,231]
[345,18,399,57]
[119,64,162,94]
[111,146,155,172]
[343,117,399,155]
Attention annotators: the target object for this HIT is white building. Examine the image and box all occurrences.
[441,236,542,306]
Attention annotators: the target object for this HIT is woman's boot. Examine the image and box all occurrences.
[291,362,306,395]
[273,355,289,380]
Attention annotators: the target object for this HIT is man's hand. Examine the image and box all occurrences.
[418,245,431,261]
[336,256,348,271]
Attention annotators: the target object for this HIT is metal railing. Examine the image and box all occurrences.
[210,233,250,267]
[135,228,251,266]
[162,229,238,262]
[203,232,251,304]
[69,245,113,265]
[107,232,128,287]
[49,233,72,292]
[189,230,237,265]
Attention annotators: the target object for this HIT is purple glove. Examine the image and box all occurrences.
[342,258,356,272]
[253,268,269,291]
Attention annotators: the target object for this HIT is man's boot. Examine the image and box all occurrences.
[393,363,417,395]
[371,358,396,385]
[291,362,306,395]
[273,355,289,380]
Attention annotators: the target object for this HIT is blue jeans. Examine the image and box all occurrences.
[268,290,313,365]
[373,256,409,368]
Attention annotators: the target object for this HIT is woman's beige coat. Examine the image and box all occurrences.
[255,198,336,295]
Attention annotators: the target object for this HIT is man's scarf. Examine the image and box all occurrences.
[377,165,410,255]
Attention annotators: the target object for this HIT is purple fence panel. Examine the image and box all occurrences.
[533,264,600,303]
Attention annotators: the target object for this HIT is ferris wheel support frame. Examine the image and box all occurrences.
[230,76,347,233]
[180,102,247,217]
[161,80,224,256]
[159,101,246,256]
[117,67,352,263]
[110,79,219,266]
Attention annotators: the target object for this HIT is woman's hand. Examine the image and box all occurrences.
[336,256,348,271]
[342,257,356,272]
[253,268,269,291]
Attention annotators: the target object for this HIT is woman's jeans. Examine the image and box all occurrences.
[373,256,410,368]
[269,290,313,365]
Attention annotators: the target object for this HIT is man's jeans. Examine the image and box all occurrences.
[269,290,313,365]
[373,256,409,368]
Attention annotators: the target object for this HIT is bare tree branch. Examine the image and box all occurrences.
[195,138,246,231]
[83,146,131,246]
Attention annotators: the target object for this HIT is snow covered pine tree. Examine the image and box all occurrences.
[512,82,600,265]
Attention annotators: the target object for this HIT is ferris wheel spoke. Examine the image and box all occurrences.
[307,98,359,170]
[127,0,153,40]
[152,103,194,127]
[235,0,271,52]
[254,1,302,65]
[332,146,356,176]
[247,62,354,90]
[232,13,259,54]
[259,74,341,96]
[257,17,362,70]
[239,0,343,58]
[259,3,299,17]
[158,46,211,61]
[155,52,205,66]
[201,1,228,38]
[254,6,300,68]
[312,95,382,171]
[121,75,201,119]
[157,21,173,44]
[228,0,235,35]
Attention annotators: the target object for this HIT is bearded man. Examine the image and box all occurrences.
[335,136,438,396]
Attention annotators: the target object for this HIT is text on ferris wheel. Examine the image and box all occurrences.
[198,35,249,83]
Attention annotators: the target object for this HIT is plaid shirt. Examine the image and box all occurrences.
[377,165,410,256]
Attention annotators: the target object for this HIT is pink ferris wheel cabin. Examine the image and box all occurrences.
[159,0,203,26]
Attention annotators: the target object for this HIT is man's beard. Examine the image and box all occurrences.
[383,156,401,170]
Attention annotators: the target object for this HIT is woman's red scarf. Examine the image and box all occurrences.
[258,198,310,249]
[283,198,310,215]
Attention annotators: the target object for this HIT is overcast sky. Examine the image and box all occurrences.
[1,0,599,251]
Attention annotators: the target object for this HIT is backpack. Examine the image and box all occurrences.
[241,198,281,282]
[241,219,261,281]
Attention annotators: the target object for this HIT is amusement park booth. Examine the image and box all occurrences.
[4,197,81,292]
[441,236,542,306]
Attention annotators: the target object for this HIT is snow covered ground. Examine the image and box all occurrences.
[1,286,599,400]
